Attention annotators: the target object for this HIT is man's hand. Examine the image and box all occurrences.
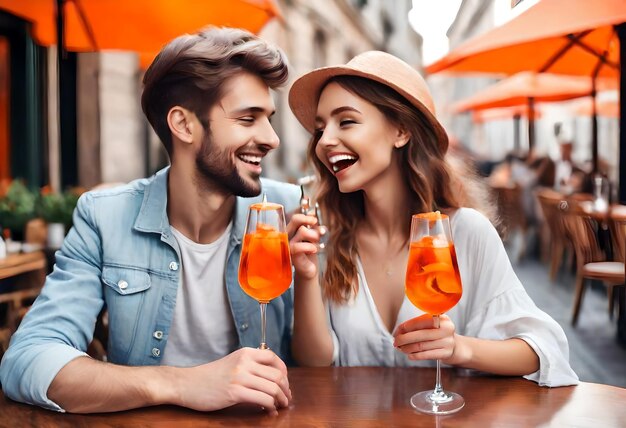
[172,348,292,415]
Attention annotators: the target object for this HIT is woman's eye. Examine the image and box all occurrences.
[314,128,324,139]
[340,119,356,127]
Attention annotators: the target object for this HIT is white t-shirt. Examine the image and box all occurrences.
[161,223,238,367]
[327,208,579,387]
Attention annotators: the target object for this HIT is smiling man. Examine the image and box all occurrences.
[0,28,299,415]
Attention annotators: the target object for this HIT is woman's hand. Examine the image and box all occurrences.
[287,213,324,281]
[393,314,465,364]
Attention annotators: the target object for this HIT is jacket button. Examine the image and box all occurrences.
[151,348,161,357]
[240,323,249,331]
[169,261,179,271]
[117,280,128,290]
[153,330,164,340]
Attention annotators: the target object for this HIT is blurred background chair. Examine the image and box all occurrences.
[536,188,570,281]
[561,200,625,326]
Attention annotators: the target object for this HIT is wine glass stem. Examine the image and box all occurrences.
[259,302,268,350]
[433,315,444,397]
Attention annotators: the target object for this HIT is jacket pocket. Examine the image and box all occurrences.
[101,265,152,363]
[102,266,151,295]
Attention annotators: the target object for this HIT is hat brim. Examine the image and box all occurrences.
[288,65,448,151]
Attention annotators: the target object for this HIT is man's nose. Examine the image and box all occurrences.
[259,119,280,149]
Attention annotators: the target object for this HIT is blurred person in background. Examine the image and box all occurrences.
[286,51,578,387]
[1,27,299,414]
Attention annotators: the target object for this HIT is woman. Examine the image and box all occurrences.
[287,51,577,387]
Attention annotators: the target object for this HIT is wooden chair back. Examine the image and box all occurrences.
[560,200,605,268]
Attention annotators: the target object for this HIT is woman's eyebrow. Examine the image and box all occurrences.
[315,106,361,122]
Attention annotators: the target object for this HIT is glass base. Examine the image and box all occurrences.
[258,343,270,350]
[410,389,465,415]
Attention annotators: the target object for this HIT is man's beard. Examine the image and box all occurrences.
[194,131,262,197]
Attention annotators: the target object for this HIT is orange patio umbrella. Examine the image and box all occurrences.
[0,0,282,67]
[451,71,616,150]
[572,97,620,118]
[427,0,623,77]
[471,105,541,123]
[426,0,626,176]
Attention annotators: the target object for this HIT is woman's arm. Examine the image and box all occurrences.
[449,335,539,375]
[393,314,539,376]
[288,214,334,366]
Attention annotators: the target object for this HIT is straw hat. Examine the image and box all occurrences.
[288,51,448,151]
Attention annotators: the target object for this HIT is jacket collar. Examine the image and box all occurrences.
[133,167,171,236]
[133,166,264,245]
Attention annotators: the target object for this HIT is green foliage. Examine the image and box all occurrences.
[0,180,37,233]
[36,191,81,228]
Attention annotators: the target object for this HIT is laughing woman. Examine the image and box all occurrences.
[287,51,578,387]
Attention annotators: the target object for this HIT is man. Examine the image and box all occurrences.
[0,27,299,415]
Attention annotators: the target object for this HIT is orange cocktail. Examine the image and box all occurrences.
[405,235,462,315]
[239,223,291,303]
[405,211,465,414]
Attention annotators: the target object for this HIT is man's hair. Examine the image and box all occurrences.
[141,27,289,155]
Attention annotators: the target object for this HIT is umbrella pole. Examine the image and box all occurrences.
[528,97,535,155]
[56,0,66,189]
[591,83,598,174]
[619,23,626,205]
[513,114,521,153]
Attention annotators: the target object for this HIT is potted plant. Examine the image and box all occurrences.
[0,180,37,242]
[37,187,82,249]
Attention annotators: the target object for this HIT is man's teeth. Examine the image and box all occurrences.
[238,154,262,165]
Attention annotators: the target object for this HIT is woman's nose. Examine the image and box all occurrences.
[317,128,338,148]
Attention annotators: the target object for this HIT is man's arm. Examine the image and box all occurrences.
[0,193,106,410]
[48,348,291,414]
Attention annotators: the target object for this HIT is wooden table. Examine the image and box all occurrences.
[1,367,624,427]
[0,251,47,352]
[0,251,46,280]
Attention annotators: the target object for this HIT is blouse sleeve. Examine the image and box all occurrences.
[454,209,579,387]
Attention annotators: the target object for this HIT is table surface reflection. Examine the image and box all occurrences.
[1,367,625,427]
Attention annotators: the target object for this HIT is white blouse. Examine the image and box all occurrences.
[327,208,579,387]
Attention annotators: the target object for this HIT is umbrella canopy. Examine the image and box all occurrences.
[451,72,611,113]
[0,0,282,66]
[452,71,616,150]
[471,105,541,123]
[426,0,624,77]
[572,97,620,118]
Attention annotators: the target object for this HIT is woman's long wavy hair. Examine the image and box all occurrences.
[309,76,462,303]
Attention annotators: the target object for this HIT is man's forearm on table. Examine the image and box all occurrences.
[47,356,178,413]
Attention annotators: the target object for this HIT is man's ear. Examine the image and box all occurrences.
[394,128,410,149]
[167,106,195,144]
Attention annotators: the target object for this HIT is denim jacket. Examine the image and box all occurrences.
[0,167,300,411]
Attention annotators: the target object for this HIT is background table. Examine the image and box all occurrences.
[0,251,46,280]
[1,367,624,427]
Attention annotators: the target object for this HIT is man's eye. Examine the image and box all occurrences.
[239,117,254,123]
